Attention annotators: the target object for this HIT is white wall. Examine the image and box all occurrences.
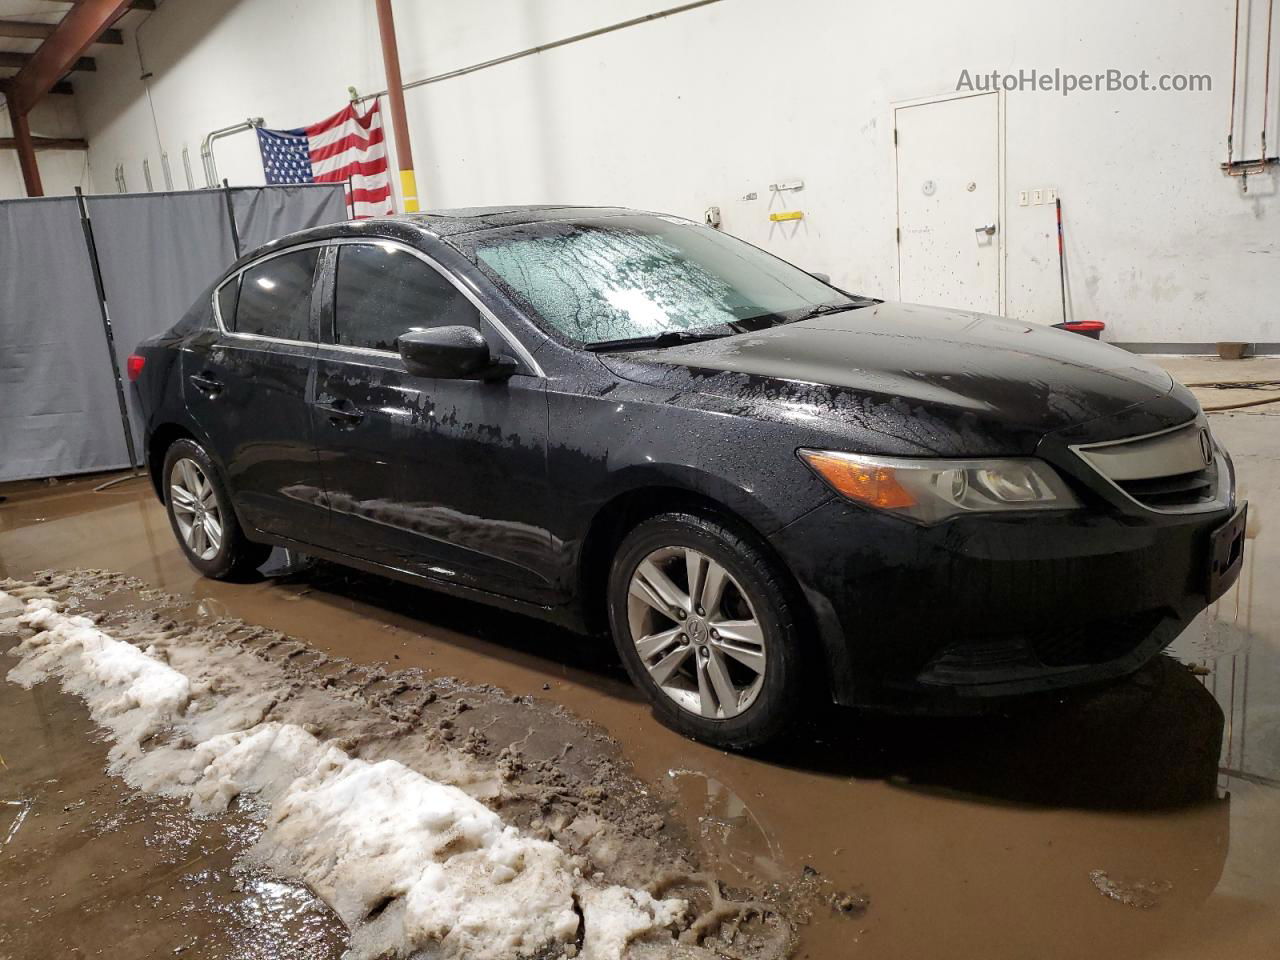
[0,96,90,197]
[65,0,1280,345]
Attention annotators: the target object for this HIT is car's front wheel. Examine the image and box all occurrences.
[162,439,271,580]
[607,511,807,750]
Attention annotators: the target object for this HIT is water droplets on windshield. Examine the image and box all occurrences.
[470,216,850,345]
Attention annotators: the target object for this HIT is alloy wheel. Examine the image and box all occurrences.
[169,457,223,561]
[626,546,766,719]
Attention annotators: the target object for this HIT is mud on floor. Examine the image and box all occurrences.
[0,569,857,959]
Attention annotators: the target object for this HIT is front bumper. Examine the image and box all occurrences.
[770,496,1240,711]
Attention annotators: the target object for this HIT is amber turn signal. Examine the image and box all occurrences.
[799,450,917,509]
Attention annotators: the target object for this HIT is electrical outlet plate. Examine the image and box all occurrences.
[1032,189,1044,205]
[1018,191,1029,207]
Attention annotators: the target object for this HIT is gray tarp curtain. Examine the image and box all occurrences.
[0,184,346,483]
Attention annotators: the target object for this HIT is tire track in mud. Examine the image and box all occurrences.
[2,569,850,960]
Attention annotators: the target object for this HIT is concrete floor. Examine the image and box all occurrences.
[1,357,1277,959]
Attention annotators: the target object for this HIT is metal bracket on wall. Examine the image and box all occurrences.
[1220,157,1279,193]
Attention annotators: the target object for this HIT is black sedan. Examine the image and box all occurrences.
[128,206,1246,748]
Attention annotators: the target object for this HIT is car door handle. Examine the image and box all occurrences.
[188,373,223,395]
[313,401,365,425]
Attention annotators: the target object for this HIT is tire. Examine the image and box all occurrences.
[162,439,271,580]
[607,511,807,750]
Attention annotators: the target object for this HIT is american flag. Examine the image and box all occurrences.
[256,101,394,218]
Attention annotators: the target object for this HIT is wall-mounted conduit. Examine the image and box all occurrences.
[1224,0,1279,189]
[354,0,724,103]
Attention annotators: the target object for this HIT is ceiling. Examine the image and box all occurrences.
[0,0,154,98]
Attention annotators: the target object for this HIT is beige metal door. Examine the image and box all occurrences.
[894,92,1002,314]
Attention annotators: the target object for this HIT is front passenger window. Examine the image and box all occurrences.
[233,248,320,341]
[334,242,483,351]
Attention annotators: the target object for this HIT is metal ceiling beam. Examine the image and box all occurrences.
[42,0,153,9]
[0,50,96,71]
[0,20,123,44]
[8,0,132,114]
[0,136,89,150]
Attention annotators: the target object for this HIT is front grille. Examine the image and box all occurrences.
[1116,462,1218,509]
[1072,417,1226,513]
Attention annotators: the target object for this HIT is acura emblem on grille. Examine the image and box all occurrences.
[1199,428,1214,466]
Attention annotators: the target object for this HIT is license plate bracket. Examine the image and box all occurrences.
[1207,502,1247,602]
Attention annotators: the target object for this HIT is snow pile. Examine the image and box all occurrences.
[1,590,686,960]
[7,597,191,767]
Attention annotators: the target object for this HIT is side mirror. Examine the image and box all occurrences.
[811,272,832,284]
[398,326,514,380]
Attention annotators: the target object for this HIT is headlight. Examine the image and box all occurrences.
[798,449,1081,524]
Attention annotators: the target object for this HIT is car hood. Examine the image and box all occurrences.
[597,302,1176,450]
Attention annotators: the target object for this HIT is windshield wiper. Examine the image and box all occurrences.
[583,330,731,352]
[791,299,877,323]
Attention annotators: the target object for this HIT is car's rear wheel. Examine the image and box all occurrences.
[607,511,806,749]
[163,439,270,580]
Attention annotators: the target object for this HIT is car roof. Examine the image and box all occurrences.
[401,204,645,237]
[226,204,654,271]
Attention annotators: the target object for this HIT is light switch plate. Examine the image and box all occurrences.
[1032,189,1044,205]
[1046,187,1058,203]
[1018,190,1029,206]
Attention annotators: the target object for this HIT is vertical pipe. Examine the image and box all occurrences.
[222,178,242,259]
[1228,0,1242,165]
[182,146,194,189]
[1263,0,1275,162]
[374,0,419,212]
[6,98,43,197]
[75,186,140,471]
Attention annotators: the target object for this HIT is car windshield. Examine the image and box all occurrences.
[465,215,861,347]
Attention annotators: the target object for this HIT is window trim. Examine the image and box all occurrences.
[322,238,544,376]
[211,240,328,346]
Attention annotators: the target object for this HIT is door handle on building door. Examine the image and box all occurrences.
[975,224,997,237]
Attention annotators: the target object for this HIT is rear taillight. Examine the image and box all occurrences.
[126,354,146,381]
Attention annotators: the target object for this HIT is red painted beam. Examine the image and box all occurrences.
[0,136,89,151]
[5,95,44,196]
[0,51,97,72]
[0,20,124,44]
[9,0,133,115]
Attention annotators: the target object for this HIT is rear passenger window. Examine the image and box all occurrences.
[216,276,239,328]
[333,242,482,351]
[232,248,319,340]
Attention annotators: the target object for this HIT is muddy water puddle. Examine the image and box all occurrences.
[0,665,346,959]
[1,407,1278,958]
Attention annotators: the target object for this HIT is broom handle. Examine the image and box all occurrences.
[1056,198,1068,326]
